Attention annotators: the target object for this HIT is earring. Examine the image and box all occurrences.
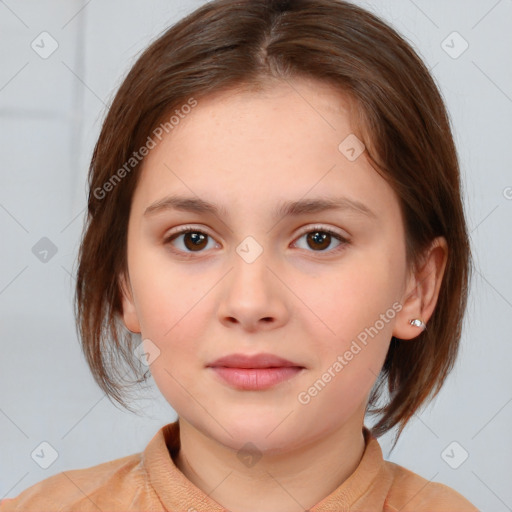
[409,318,427,331]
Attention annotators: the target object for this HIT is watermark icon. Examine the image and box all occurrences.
[31,31,59,59]
[297,301,402,405]
[237,441,263,468]
[441,31,469,60]
[93,97,197,201]
[31,441,59,469]
[338,133,365,162]
[133,338,161,366]
[503,186,512,200]
[31,237,58,263]
[236,236,264,264]
[441,441,469,469]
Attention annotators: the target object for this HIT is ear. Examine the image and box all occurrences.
[393,236,448,340]
[118,272,141,334]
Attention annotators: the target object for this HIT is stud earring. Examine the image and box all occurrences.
[409,318,427,331]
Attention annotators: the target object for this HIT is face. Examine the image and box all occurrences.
[120,77,418,452]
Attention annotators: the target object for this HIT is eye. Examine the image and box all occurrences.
[292,225,349,254]
[163,226,218,255]
[163,224,350,257]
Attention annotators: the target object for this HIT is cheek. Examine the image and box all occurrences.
[296,250,401,369]
[127,268,214,403]
[130,243,211,336]
[134,272,211,406]
[136,283,208,355]
[307,252,399,323]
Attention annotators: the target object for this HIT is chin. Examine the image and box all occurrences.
[212,415,303,454]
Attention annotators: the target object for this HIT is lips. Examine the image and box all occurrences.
[207,353,303,369]
[206,353,305,391]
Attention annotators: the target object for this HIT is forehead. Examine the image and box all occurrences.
[130,78,399,222]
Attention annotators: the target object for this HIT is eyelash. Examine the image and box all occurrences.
[163,224,350,258]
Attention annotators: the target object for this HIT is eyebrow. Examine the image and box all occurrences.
[143,194,377,220]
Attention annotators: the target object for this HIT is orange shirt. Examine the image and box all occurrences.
[0,421,479,511]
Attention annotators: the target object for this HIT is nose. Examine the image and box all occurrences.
[216,248,289,333]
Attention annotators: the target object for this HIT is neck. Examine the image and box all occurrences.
[173,418,367,512]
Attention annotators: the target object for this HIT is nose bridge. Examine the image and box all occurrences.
[229,234,273,295]
[215,234,287,328]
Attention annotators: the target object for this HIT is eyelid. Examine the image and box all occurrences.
[163,224,219,246]
[167,224,215,238]
[295,223,348,239]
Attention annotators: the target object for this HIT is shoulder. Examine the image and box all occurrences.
[382,460,480,512]
[0,452,150,512]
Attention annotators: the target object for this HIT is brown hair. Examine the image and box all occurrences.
[74,0,472,448]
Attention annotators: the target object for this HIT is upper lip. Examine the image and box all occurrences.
[207,353,304,369]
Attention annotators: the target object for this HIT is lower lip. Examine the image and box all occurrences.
[209,366,304,390]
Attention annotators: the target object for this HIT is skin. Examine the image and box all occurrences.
[119,76,448,512]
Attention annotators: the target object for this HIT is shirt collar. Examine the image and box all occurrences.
[143,419,387,511]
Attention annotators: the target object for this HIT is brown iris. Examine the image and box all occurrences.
[183,232,208,251]
[306,231,331,251]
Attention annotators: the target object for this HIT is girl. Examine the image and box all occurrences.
[1,0,479,510]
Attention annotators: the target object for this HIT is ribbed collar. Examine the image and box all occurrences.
[143,420,386,511]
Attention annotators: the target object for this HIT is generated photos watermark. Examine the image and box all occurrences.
[93,97,198,201]
[297,300,403,405]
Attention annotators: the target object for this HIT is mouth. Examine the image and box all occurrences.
[206,353,305,391]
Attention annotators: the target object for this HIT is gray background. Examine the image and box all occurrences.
[1,0,511,509]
